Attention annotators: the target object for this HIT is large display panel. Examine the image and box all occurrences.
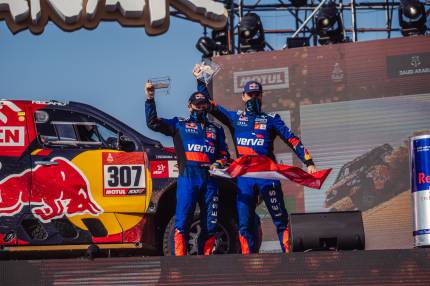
[212,36,430,250]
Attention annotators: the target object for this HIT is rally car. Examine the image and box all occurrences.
[0,100,251,257]
[324,143,398,211]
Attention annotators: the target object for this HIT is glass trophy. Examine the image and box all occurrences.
[196,59,220,84]
[149,76,171,96]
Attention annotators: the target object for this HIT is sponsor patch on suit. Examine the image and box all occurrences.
[254,123,267,130]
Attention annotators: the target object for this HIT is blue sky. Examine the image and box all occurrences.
[0,2,401,146]
[0,17,207,145]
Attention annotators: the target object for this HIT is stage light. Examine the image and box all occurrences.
[399,0,427,36]
[291,0,307,7]
[195,36,217,58]
[238,13,266,53]
[212,28,229,55]
[315,1,344,45]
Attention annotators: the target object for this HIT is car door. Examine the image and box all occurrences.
[0,100,32,246]
[29,106,148,245]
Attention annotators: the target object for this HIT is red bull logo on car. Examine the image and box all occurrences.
[0,99,185,253]
[0,157,103,223]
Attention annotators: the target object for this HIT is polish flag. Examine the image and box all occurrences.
[210,155,332,189]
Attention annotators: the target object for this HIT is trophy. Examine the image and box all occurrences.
[195,59,220,84]
[148,76,171,96]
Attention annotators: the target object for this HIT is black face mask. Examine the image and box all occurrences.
[190,109,207,123]
[246,97,262,114]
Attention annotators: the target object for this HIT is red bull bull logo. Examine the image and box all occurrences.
[0,157,103,223]
[0,169,31,216]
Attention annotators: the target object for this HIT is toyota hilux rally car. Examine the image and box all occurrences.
[0,100,257,257]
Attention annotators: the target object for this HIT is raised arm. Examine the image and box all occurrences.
[145,81,176,137]
[194,65,234,128]
[272,114,316,172]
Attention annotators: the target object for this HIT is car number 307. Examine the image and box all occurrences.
[104,165,146,188]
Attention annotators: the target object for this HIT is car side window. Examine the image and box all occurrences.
[75,123,100,142]
[35,109,120,149]
[97,123,119,144]
[55,123,78,141]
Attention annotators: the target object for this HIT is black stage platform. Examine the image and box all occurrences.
[1,248,430,285]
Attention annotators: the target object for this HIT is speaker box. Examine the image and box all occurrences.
[289,211,365,252]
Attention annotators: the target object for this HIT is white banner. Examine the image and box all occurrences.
[0,0,227,35]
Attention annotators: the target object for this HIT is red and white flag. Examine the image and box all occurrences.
[210,155,332,189]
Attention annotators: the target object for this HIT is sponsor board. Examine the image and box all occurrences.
[387,53,430,78]
[233,68,289,93]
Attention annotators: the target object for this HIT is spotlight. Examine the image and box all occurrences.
[195,36,217,58]
[399,0,427,36]
[212,28,229,55]
[238,13,266,53]
[315,1,344,45]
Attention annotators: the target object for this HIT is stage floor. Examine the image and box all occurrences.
[1,248,430,285]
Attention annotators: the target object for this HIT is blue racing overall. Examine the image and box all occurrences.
[145,98,229,255]
[198,80,314,253]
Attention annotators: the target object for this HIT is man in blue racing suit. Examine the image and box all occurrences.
[145,81,229,256]
[194,67,317,254]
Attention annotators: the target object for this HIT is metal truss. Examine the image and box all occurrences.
[171,0,430,52]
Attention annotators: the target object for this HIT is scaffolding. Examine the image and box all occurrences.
[171,0,430,52]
